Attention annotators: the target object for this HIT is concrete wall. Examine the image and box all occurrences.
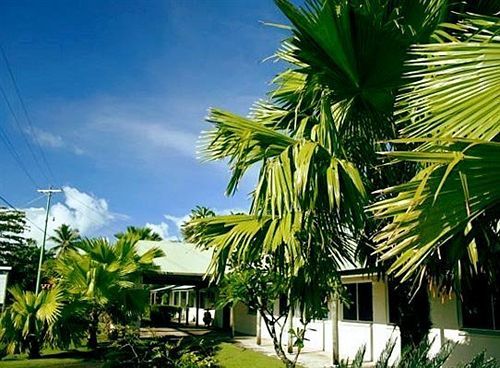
[254,276,400,363]
[339,276,400,363]
[428,294,500,366]
[233,302,257,335]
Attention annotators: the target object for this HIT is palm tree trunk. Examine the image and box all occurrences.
[27,333,41,359]
[87,309,99,349]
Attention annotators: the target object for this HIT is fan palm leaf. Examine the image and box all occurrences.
[372,14,500,288]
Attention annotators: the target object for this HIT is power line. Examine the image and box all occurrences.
[0,123,39,188]
[0,44,56,183]
[0,81,50,183]
[0,193,44,233]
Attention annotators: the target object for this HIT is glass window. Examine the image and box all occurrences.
[462,279,499,330]
[343,282,373,322]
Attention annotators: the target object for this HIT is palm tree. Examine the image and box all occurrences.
[370,14,500,292]
[53,237,163,349]
[115,226,162,243]
[184,1,498,360]
[48,224,80,257]
[0,286,63,358]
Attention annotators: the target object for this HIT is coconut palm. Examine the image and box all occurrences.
[53,237,163,349]
[371,14,500,292]
[48,224,80,257]
[115,226,162,243]
[0,286,63,358]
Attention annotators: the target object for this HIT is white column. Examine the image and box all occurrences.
[287,307,294,354]
[330,296,339,365]
[256,309,262,345]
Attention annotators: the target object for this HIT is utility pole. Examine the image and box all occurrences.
[35,187,61,295]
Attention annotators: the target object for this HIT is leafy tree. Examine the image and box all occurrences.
[115,226,163,243]
[218,256,341,368]
[48,224,80,257]
[0,208,39,291]
[53,237,163,349]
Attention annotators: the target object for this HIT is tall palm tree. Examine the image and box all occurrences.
[186,0,447,306]
[115,225,162,243]
[185,1,498,359]
[371,14,500,292]
[48,224,80,257]
[53,237,163,349]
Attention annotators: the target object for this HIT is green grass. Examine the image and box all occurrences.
[0,334,284,368]
[0,358,102,367]
[0,349,102,368]
[215,342,284,368]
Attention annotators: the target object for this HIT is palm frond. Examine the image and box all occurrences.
[371,140,500,282]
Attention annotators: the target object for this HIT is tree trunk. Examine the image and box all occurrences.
[87,309,99,350]
[27,334,41,359]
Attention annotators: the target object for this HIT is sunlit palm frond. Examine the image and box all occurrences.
[397,15,500,143]
[200,108,296,195]
[371,140,500,282]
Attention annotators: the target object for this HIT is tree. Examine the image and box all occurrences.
[53,237,163,349]
[371,13,500,293]
[49,224,80,257]
[115,226,162,243]
[0,286,63,358]
[0,208,39,291]
[184,0,459,358]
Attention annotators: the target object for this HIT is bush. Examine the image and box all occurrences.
[103,326,219,368]
[338,339,499,368]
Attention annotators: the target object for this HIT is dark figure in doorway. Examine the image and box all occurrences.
[203,309,213,327]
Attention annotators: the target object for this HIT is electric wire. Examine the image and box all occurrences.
[0,81,50,183]
[0,44,56,182]
[0,123,39,187]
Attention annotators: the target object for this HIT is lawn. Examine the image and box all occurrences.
[216,342,284,368]
[0,341,284,368]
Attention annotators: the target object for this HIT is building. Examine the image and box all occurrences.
[232,268,500,366]
[138,240,500,365]
[138,240,219,327]
[0,266,11,309]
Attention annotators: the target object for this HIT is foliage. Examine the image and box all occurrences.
[49,224,80,257]
[53,237,164,349]
[115,226,162,243]
[0,286,64,358]
[371,13,500,292]
[338,339,455,368]
[185,0,456,354]
[104,327,218,368]
[217,257,342,367]
[0,208,40,291]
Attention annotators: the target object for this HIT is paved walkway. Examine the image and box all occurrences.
[235,336,334,368]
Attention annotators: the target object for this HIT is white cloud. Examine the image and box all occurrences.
[27,127,84,155]
[24,186,119,246]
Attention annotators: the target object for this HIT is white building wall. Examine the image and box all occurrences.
[428,294,500,366]
[233,302,257,335]
[339,276,400,363]
[245,275,400,363]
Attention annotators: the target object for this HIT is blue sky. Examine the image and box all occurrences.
[0,0,289,241]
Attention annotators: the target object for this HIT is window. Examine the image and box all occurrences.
[461,279,500,330]
[343,282,373,322]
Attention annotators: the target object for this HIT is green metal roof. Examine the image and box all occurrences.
[137,240,213,276]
